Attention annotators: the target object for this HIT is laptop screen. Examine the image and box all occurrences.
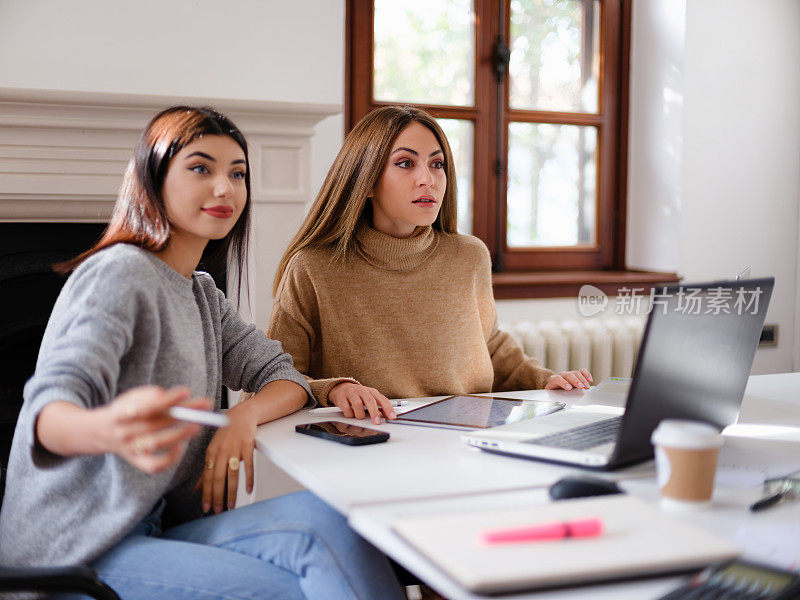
[613,277,774,467]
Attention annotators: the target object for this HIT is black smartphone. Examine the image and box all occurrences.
[295,421,390,446]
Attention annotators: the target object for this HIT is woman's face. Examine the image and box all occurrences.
[161,134,248,244]
[370,122,446,238]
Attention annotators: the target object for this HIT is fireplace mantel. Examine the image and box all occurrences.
[0,87,341,221]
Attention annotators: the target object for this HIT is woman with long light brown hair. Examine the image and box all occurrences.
[270,105,592,424]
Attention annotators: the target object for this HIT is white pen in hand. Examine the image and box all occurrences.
[169,406,230,428]
[308,401,408,415]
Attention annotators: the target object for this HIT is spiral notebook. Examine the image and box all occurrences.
[392,495,740,594]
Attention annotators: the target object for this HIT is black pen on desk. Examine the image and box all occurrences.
[749,489,787,512]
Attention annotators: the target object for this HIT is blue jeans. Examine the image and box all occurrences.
[72,491,404,600]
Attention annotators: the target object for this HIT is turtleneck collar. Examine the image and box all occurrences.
[354,222,439,271]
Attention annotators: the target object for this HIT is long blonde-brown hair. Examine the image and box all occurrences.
[273,105,458,295]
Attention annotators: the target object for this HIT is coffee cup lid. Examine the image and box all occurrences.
[651,419,724,449]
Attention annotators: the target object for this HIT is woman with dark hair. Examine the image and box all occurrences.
[0,106,403,599]
[269,106,592,424]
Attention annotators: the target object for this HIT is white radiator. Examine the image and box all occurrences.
[501,317,647,382]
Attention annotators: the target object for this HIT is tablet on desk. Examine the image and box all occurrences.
[389,395,565,431]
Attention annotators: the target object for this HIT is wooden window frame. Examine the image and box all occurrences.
[346,0,678,298]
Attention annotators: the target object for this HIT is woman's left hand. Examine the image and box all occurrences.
[545,369,593,390]
[196,409,257,514]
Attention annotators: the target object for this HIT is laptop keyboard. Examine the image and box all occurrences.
[524,416,623,451]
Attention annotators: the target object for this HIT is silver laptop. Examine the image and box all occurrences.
[462,277,774,470]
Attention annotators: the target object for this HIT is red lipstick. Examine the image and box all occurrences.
[201,206,234,219]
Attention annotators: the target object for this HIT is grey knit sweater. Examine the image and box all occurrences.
[0,243,312,567]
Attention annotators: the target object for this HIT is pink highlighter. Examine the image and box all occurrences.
[479,517,603,545]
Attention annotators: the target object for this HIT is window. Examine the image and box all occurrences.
[348,0,677,297]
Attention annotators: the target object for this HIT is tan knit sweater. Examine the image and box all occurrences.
[268,224,554,404]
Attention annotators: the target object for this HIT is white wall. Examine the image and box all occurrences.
[500,0,800,375]
[625,0,684,274]
[0,1,342,105]
[679,0,799,374]
[0,0,345,327]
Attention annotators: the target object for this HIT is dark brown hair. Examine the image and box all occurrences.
[57,105,251,299]
[273,105,458,295]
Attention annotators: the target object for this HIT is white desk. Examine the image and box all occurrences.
[252,388,633,514]
[254,374,800,599]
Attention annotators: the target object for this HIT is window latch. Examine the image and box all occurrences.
[492,36,511,83]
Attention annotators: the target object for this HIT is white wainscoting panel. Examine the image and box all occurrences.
[0,87,339,220]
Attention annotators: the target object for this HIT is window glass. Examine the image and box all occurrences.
[436,118,474,234]
[507,122,597,247]
[509,0,600,112]
[373,0,475,107]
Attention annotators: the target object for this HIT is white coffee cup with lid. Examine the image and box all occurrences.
[651,419,724,510]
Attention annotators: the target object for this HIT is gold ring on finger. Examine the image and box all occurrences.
[228,457,240,471]
[134,438,146,455]
[205,459,215,470]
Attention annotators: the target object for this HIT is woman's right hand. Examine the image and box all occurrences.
[327,382,396,425]
[100,386,210,474]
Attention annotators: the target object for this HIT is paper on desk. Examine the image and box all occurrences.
[734,523,800,572]
[715,436,800,488]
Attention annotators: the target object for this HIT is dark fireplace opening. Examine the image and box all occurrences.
[0,223,228,467]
